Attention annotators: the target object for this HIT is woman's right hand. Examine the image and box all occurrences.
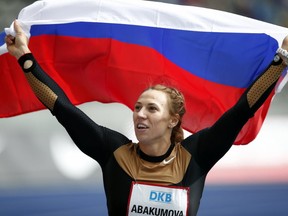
[5,20,31,59]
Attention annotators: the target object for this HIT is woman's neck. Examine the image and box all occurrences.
[138,142,175,162]
[138,140,171,157]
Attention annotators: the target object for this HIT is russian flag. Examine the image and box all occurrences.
[0,0,287,144]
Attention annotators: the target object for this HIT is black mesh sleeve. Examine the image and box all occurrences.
[183,55,286,170]
[18,53,131,166]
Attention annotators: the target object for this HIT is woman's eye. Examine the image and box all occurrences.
[149,106,157,111]
[134,105,141,111]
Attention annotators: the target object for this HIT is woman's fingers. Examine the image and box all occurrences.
[5,35,15,44]
[281,35,288,50]
[14,20,23,35]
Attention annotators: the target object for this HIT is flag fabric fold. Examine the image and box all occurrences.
[0,0,287,144]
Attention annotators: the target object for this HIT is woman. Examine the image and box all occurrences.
[5,20,288,216]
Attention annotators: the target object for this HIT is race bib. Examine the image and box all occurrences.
[127,182,189,216]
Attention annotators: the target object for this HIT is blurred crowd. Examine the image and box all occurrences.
[155,0,288,27]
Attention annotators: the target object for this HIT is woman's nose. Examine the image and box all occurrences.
[137,108,147,118]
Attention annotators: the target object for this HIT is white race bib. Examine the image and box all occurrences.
[127,182,189,216]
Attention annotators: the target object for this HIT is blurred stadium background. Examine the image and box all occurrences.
[1,0,288,215]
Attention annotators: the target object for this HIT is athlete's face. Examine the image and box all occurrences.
[133,89,175,147]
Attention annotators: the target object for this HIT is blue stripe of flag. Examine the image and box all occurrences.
[21,22,280,88]
[0,31,6,46]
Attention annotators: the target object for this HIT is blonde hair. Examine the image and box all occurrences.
[146,84,186,144]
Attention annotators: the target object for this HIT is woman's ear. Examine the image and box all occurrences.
[169,114,179,128]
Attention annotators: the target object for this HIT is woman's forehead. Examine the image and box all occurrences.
[137,89,168,105]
